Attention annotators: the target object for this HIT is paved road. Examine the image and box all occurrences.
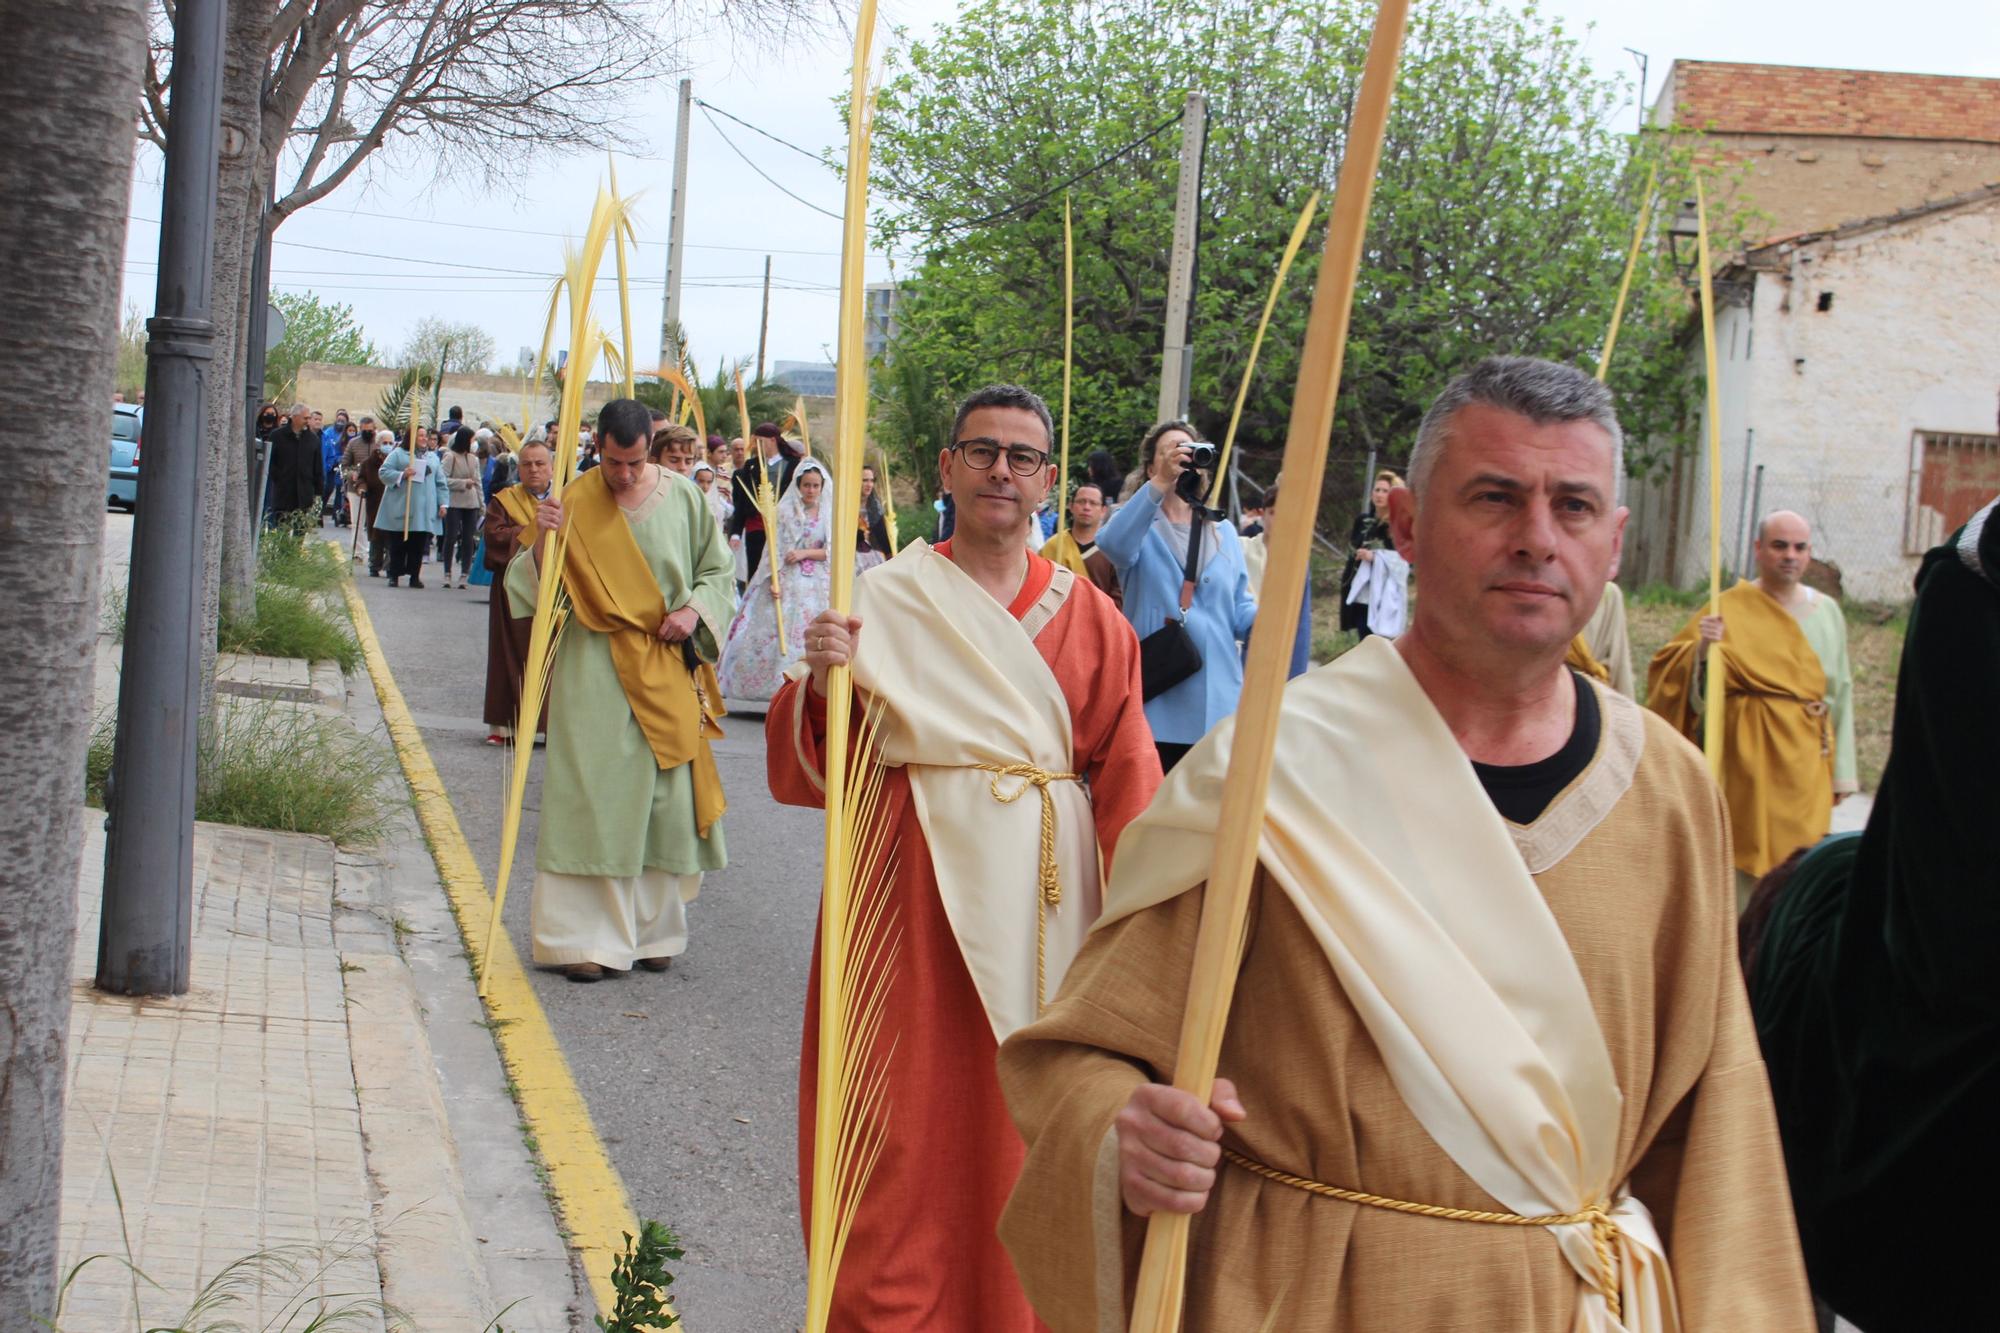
[344,531,817,1330]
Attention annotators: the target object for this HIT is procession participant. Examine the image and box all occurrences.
[377,428,444,589]
[999,356,1813,1331]
[1567,579,1635,696]
[1239,479,1311,679]
[727,422,796,583]
[482,438,555,747]
[1337,469,1404,638]
[651,421,700,476]
[1744,498,1997,1333]
[1039,481,1107,577]
[718,458,833,704]
[859,463,892,557]
[1647,509,1856,907]
[769,383,1161,1331]
[506,399,735,982]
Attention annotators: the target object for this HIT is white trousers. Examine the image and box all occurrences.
[530,868,702,969]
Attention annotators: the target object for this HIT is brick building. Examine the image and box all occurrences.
[1625,62,2000,600]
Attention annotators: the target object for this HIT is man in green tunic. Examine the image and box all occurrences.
[507,399,736,982]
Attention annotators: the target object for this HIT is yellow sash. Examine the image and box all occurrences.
[1645,581,1830,877]
[497,482,538,532]
[561,468,727,836]
[1566,633,1610,683]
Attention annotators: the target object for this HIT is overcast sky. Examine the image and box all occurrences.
[121,0,2000,383]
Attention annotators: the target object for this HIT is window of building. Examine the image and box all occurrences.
[1906,430,2000,553]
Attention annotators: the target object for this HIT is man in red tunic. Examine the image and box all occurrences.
[768,383,1161,1330]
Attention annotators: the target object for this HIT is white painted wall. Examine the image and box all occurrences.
[1635,197,2000,601]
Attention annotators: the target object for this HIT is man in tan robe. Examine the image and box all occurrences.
[998,356,1813,1332]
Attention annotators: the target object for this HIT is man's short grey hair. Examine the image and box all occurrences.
[950,384,1055,451]
[289,402,308,416]
[1408,356,1623,498]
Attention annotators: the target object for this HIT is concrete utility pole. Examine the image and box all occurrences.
[100,0,226,996]
[1156,92,1208,425]
[756,255,772,381]
[660,78,692,364]
[243,182,273,540]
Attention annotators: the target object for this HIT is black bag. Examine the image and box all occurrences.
[1139,615,1202,700]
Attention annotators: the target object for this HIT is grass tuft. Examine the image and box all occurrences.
[221,586,361,672]
[100,585,128,642]
[85,703,396,848]
[258,517,349,593]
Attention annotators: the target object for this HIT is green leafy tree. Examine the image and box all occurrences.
[636,357,793,442]
[265,290,378,398]
[870,0,1742,532]
[114,304,148,397]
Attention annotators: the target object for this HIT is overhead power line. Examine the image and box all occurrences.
[692,98,833,167]
[696,104,845,221]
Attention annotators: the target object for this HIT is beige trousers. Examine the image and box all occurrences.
[530,868,702,970]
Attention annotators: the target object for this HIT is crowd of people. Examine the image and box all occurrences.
[294,350,1981,1332]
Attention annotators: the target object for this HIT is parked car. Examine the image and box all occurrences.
[109,403,141,510]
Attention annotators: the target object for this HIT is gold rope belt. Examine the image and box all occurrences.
[1222,1148,1624,1322]
[972,761,1080,1010]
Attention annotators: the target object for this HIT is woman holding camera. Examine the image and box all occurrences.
[1097,419,1259,771]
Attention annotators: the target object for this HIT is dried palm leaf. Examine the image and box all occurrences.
[1058,193,1074,536]
[1207,190,1320,507]
[805,1,891,1327]
[1595,164,1657,384]
[1127,4,1412,1328]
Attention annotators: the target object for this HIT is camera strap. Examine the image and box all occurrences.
[1178,505,1209,615]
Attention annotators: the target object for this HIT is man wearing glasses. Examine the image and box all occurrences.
[767,383,1161,1331]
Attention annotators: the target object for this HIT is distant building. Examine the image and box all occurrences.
[771,360,837,398]
[864,282,902,364]
[1624,62,2000,600]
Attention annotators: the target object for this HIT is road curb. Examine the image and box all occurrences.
[340,578,644,1325]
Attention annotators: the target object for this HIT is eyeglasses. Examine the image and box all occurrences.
[951,437,1050,478]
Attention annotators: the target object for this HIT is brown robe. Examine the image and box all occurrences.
[482,486,545,735]
[998,704,1814,1332]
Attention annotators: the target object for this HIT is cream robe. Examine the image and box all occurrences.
[840,539,1101,1039]
[999,641,1813,1332]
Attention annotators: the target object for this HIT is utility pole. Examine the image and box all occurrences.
[756,255,772,381]
[1156,92,1208,425]
[100,0,226,996]
[660,78,692,365]
[243,181,273,552]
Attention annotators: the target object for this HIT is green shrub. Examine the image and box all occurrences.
[596,1220,683,1332]
[85,704,395,847]
[1626,581,1713,609]
[194,703,396,846]
[258,518,348,592]
[221,585,360,672]
[892,501,939,547]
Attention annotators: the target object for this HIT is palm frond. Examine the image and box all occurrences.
[804,1,888,1326]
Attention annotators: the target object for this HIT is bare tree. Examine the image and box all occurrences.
[0,0,145,1320]
[137,0,819,717]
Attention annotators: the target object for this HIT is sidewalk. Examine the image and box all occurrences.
[60,563,586,1330]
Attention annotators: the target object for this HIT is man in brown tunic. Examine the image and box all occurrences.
[482,437,553,745]
[998,357,1814,1332]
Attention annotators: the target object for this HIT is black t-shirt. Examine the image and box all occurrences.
[1469,671,1600,825]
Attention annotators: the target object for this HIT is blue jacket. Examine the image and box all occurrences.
[1098,485,1259,745]
[376,447,444,536]
[320,426,344,474]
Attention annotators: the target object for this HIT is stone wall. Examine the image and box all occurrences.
[291,362,620,432]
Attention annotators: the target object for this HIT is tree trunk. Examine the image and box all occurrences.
[199,0,271,720]
[0,0,145,1320]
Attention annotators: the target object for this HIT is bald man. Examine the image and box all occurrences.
[1647,510,1855,908]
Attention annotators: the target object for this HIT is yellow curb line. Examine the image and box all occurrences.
[340,576,647,1323]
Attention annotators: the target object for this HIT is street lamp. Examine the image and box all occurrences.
[1665,198,1702,284]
